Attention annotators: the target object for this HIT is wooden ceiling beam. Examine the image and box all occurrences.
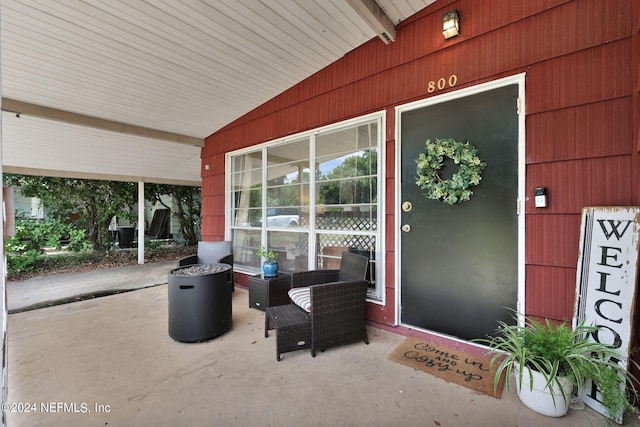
[1,98,204,148]
[346,0,396,44]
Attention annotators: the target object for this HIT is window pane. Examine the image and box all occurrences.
[266,183,308,207]
[267,231,309,273]
[232,186,262,207]
[228,116,381,301]
[315,205,377,231]
[267,139,310,183]
[317,177,373,204]
[316,233,376,287]
[316,124,376,158]
[232,229,262,270]
[315,127,377,231]
[231,151,262,170]
[317,149,377,178]
[231,168,261,192]
[231,150,263,229]
[232,207,262,227]
[266,139,309,229]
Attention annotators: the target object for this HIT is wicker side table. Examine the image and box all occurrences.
[264,304,311,361]
[248,273,291,311]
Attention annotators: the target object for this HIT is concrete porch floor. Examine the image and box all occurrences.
[6,264,640,426]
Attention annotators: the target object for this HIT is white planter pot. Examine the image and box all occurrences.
[514,364,574,417]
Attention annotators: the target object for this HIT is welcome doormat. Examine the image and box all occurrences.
[388,337,505,399]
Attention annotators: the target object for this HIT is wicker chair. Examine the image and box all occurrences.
[289,251,369,356]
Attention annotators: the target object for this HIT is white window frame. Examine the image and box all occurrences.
[226,111,386,303]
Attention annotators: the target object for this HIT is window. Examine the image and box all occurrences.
[228,113,384,301]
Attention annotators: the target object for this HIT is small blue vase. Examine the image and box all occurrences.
[262,261,278,277]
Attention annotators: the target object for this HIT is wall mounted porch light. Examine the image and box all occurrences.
[442,9,460,40]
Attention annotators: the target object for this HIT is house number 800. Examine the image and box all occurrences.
[427,75,458,93]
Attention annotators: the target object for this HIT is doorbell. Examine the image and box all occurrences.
[534,187,547,208]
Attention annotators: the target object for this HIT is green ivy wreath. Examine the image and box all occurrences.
[415,138,487,205]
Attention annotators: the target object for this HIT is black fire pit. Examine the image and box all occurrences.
[168,263,232,343]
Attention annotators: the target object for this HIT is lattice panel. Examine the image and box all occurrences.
[316,234,376,285]
[316,216,377,231]
[317,234,374,251]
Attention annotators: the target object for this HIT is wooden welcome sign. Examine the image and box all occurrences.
[574,207,640,423]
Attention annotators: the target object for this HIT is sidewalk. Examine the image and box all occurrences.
[6,261,177,313]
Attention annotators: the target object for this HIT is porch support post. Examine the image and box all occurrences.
[0,29,7,424]
[138,181,145,264]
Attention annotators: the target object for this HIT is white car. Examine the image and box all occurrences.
[266,214,299,228]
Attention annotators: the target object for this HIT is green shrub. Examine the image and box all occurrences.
[7,249,44,274]
[6,214,91,254]
[476,311,639,419]
[6,214,93,274]
[7,250,105,277]
[66,227,92,252]
[7,244,197,280]
[145,240,163,250]
[7,216,56,254]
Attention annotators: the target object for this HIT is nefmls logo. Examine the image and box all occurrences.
[575,207,640,423]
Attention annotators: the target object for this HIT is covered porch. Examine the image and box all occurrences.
[5,268,628,426]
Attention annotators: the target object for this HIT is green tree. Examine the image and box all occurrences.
[145,184,201,245]
[3,175,137,251]
[318,150,378,205]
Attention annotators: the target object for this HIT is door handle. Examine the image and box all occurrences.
[402,201,413,212]
[401,224,411,233]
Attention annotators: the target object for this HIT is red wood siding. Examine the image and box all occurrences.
[527,98,631,163]
[202,0,638,330]
[527,156,634,214]
[525,265,577,321]
[526,214,581,267]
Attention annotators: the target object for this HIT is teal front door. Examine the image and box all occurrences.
[399,83,520,341]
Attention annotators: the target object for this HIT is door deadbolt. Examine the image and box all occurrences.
[402,201,413,212]
[401,224,411,233]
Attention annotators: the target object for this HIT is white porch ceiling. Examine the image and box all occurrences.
[0,0,436,185]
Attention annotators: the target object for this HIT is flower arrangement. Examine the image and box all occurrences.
[415,138,486,205]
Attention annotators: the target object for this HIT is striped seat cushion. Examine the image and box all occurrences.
[288,287,311,312]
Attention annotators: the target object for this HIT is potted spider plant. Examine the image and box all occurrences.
[256,245,278,277]
[476,311,638,419]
